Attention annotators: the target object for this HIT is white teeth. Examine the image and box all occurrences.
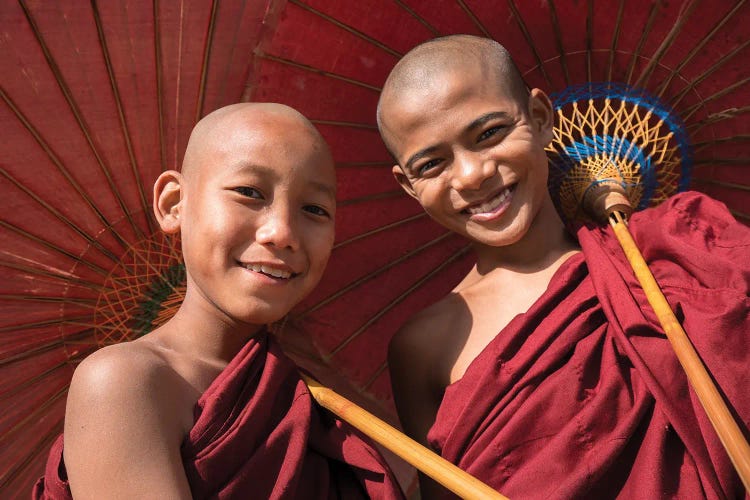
[467,188,510,215]
[245,264,292,279]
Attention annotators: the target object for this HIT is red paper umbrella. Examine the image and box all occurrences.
[1,0,749,496]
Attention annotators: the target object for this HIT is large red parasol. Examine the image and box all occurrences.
[1,0,749,496]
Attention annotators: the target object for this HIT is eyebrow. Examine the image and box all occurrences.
[403,111,514,172]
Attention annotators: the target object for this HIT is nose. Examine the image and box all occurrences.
[451,151,495,191]
[255,204,300,251]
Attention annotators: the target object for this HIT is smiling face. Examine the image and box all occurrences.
[379,49,555,249]
[162,104,336,328]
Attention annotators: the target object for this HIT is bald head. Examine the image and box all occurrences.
[377,35,529,152]
[181,102,331,180]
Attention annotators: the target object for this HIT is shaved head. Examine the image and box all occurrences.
[377,35,529,154]
[181,102,331,180]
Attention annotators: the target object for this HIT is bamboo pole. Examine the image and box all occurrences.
[609,211,750,492]
[301,374,508,500]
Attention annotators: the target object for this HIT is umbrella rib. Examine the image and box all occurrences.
[546,0,570,86]
[687,105,750,132]
[0,294,96,306]
[506,0,553,88]
[173,0,186,165]
[327,243,472,359]
[333,212,428,250]
[91,0,154,238]
[337,189,406,207]
[692,134,750,151]
[671,39,750,109]
[0,89,132,256]
[0,386,67,448]
[0,259,112,292]
[693,157,750,166]
[257,53,382,92]
[0,315,93,335]
[362,361,388,392]
[633,0,700,89]
[455,0,491,38]
[0,416,64,492]
[625,1,660,84]
[0,361,72,403]
[607,0,626,82]
[154,0,167,171]
[392,0,441,36]
[288,0,402,58]
[681,76,750,122]
[311,119,378,130]
[0,171,122,265]
[655,1,747,98]
[691,178,750,192]
[18,0,146,244]
[195,0,219,122]
[299,231,457,317]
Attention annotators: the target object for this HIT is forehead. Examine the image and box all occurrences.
[381,65,522,153]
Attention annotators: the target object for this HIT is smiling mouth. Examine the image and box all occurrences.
[463,184,516,215]
[243,263,297,280]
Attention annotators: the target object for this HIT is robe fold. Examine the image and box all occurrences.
[427,192,750,499]
[33,331,404,499]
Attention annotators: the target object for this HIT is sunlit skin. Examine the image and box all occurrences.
[379,36,580,498]
[61,103,336,499]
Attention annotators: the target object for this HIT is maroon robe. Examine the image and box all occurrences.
[33,331,404,499]
[427,192,749,499]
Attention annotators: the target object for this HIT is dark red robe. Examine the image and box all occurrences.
[427,192,749,499]
[33,332,404,499]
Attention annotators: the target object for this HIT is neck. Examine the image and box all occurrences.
[159,291,265,364]
[473,195,579,274]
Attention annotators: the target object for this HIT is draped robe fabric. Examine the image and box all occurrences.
[427,192,750,499]
[33,332,404,499]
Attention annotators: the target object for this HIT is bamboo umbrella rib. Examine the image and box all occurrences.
[90,0,155,236]
[289,0,402,58]
[257,54,382,93]
[362,360,388,391]
[691,178,750,192]
[625,2,659,84]
[455,0,491,38]
[585,0,593,82]
[0,418,63,493]
[0,361,72,403]
[18,0,146,244]
[730,210,750,222]
[327,244,471,359]
[337,189,406,207]
[333,213,428,249]
[0,170,123,265]
[300,231,458,317]
[672,39,750,109]
[688,105,750,131]
[507,0,553,88]
[0,315,92,336]
[172,0,186,165]
[0,295,96,306]
[392,0,441,36]
[0,90,132,256]
[546,0,570,86]
[607,0,626,82]
[0,260,111,293]
[693,158,750,166]
[195,0,219,122]
[655,1,747,99]
[682,76,750,122]
[692,135,750,150]
[153,0,167,171]
[0,386,67,448]
[311,119,379,130]
[633,0,699,90]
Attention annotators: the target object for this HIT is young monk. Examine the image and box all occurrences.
[34,103,404,499]
[378,35,750,499]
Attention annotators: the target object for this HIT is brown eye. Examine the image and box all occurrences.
[233,186,263,199]
[303,205,331,218]
[477,126,506,142]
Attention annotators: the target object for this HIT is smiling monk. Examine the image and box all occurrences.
[378,35,750,499]
[33,103,404,499]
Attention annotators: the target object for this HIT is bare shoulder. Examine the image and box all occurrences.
[64,341,194,498]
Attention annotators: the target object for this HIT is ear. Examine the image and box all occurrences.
[153,170,183,234]
[391,164,419,200]
[528,88,555,145]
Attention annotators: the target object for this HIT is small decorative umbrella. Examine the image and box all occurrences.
[2,0,749,496]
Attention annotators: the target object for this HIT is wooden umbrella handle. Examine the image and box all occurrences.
[301,374,508,500]
[610,213,750,492]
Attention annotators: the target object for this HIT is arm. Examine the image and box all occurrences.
[63,345,193,500]
[388,317,450,499]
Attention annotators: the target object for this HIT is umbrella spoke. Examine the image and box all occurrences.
[17,1,147,245]
[0,259,111,293]
[682,76,750,122]
[455,0,491,38]
[607,0,626,82]
[256,54,382,92]
[625,1,659,84]
[393,0,441,36]
[507,0,553,88]
[546,0,570,86]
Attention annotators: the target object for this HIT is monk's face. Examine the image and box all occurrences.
[178,109,336,326]
[381,62,554,248]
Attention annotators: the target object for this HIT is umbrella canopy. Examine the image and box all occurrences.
[1,0,749,496]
